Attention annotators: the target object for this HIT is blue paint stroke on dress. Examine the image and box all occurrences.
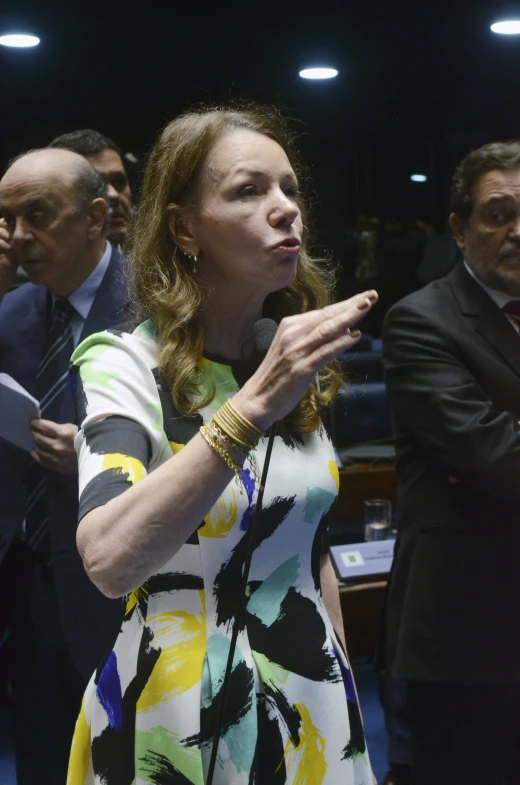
[239,468,256,531]
[96,650,123,730]
[332,644,357,703]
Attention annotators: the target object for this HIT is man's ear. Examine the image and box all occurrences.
[167,203,199,257]
[449,212,467,252]
[87,198,108,240]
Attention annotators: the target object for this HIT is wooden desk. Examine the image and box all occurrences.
[339,579,387,660]
[336,464,397,521]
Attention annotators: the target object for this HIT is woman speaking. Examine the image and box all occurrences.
[67,104,378,785]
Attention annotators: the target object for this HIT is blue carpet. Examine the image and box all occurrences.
[0,666,388,785]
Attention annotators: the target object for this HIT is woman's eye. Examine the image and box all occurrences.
[284,185,299,199]
[239,185,258,198]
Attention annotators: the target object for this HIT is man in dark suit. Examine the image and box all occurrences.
[382,140,520,785]
[0,148,127,784]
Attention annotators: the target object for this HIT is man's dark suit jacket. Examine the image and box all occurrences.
[0,245,127,680]
[383,262,520,687]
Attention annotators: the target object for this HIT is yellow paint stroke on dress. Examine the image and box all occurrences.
[125,585,148,617]
[102,454,145,485]
[328,460,340,493]
[169,441,185,455]
[198,487,237,538]
[66,696,91,785]
[282,703,327,785]
[136,606,205,712]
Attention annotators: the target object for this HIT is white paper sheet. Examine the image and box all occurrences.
[0,373,40,451]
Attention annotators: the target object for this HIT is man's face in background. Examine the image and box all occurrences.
[85,148,132,246]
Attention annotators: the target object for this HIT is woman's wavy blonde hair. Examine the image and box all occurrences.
[129,102,343,433]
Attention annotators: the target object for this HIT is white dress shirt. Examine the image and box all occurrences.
[53,241,112,346]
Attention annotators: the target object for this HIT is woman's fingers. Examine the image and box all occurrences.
[308,326,365,369]
[301,290,378,353]
[236,289,379,430]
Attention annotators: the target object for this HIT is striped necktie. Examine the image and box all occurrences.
[24,298,76,562]
[502,300,520,331]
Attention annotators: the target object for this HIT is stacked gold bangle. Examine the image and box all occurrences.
[200,399,264,493]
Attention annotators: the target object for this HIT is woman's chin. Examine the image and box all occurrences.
[271,259,298,290]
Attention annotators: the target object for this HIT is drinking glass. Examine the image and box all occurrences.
[364,498,392,541]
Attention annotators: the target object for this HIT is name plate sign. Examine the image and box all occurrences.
[331,539,395,580]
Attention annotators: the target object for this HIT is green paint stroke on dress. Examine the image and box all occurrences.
[72,333,119,391]
[195,360,238,410]
[135,725,204,785]
[247,555,300,627]
[252,651,291,686]
[304,487,336,523]
[146,402,164,431]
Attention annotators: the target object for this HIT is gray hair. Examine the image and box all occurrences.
[74,158,112,233]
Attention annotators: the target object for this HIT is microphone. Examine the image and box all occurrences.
[253,317,278,356]
[206,319,278,785]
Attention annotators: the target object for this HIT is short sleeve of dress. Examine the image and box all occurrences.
[70,328,166,523]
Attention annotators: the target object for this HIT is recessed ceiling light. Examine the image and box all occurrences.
[299,67,338,80]
[491,20,520,35]
[0,33,40,48]
[411,174,427,183]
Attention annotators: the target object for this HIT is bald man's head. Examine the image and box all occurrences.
[0,148,110,297]
[5,148,110,229]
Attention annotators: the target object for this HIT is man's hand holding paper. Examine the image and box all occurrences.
[30,419,78,474]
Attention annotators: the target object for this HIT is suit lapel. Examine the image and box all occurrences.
[449,262,520,379]
[78,246,127,343]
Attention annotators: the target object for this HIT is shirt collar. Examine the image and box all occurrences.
[58,241,112,319]
[463,260,513,310]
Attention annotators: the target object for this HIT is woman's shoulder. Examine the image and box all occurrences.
[71,319,160,371]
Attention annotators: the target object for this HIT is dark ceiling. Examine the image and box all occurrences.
[2,0,520,230]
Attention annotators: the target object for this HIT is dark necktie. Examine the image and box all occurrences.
[24,298,76,561]
[502,301,520,331]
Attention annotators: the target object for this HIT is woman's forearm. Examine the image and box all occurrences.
[77,432,243,599]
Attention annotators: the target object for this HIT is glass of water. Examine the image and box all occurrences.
[364,499,392,542]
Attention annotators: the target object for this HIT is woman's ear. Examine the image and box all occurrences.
[167,203,199,256]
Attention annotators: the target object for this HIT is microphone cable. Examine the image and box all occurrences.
[206,318,278,785]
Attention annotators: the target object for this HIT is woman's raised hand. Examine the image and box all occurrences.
[234,289,378,431]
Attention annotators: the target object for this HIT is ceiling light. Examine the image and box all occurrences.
[124,152,138,164]
[491,20,520,34]
[0,34,40,48]
[299,67,338,80]
[411,174,427,183]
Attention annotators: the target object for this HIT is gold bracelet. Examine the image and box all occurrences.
[200,423,244,494]
[213,398,264,452]
[208,421,249,456]
[212,409,251,450]
[207,421,263,489]
[224,398,264,440]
